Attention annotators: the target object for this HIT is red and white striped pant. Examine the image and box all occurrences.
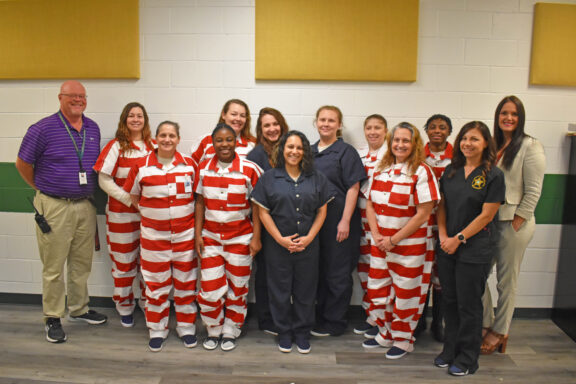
[357,227,371,311]
[367,243,431,352]
[106,206,146,315]
[198,232,252,338]
[140,227,198,338]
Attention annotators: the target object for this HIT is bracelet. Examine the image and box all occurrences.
[389,236,396,247]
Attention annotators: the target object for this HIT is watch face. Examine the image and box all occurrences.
[458,234,465,241]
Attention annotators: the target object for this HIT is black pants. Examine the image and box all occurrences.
[316,207,361,335]
[266,236,319,340]
[254,231,274,330]
[437,255,491,374]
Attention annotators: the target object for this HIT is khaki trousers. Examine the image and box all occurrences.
[482,217,535,335]
[35,192,96,319]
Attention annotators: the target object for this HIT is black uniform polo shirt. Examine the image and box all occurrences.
[439,164,505,263]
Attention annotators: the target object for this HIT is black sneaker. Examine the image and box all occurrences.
[310,327,331,337]
[148,337,165,352]
[295,337,311,354]
[69,310,107,325]
[121,314,134,328]
[353,322,374,335]
[364,326,379,339]
[45,317,67,343]
[278,336,292,353]
[434,355,450,368]
[181,334,198,348]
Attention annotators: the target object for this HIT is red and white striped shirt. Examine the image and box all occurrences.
[94,139,155,211]
[195,155,262,241]
[357,145,387,234]
[190,134,255,165]
[424,142,453,229]
[424,142,453,181]
[124,151,197,237]
[369,162,439,242]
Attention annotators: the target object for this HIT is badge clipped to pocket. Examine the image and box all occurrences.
[184,175,192,193]
[79,171,88,185]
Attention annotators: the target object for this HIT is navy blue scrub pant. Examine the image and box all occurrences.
[437,254,491,374]
[254,230,274,330]
[315,205,361,335]
[266,237,319,340]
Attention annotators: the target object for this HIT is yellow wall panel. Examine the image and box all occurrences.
[256,0,418,82]
[0,0,139,79]
[530,3,576,86]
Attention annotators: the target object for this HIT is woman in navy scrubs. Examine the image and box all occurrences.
[252,131,334,354]
[311,106,366,336]
[246,108,289,335]
[434,121,505,376]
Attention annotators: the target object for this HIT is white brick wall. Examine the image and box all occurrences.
[1,0,574,308]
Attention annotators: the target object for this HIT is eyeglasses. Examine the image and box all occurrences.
[60,93,87,100]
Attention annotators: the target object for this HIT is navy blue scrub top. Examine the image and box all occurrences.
[251,167,335,237]
[439,164,505,263]
[246,144,272,172]
[311,138,366,205]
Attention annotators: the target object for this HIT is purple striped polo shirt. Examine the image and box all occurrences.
[18,111,101,198]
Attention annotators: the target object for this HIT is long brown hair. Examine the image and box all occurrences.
[493,95,527,170]
[116,102,153,154]
[217,99,255,142]
[377,122,425,175]
[256,107,289,157]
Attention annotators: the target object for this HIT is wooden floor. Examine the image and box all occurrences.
[1,303,575,384]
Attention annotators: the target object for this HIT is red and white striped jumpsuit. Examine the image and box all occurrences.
[191,134,255,165]
[94,139,154,316]
[195,155,262,338]
[124,151,198,339]
[367,162,439,352]
[357,145,386,312]
[424,142,453,287]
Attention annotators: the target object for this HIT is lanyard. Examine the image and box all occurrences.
[58,112,86,170]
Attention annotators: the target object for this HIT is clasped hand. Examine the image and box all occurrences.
[280,233,309,253]
[439,235,459,255]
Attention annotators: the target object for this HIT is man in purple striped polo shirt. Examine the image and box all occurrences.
[16,80,108,343]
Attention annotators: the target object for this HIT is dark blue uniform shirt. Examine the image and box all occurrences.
[251,168,335,237]
[246,144,272,172]
[311,138,366,206]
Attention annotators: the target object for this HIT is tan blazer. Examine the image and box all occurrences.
[498,136,546,221]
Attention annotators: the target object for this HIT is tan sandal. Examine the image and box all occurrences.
[481,330,508,355]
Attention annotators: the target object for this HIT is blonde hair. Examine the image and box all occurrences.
[378,122,425,175]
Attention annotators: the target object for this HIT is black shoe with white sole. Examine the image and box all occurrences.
[69,310,108,325]
[45,317,67,343]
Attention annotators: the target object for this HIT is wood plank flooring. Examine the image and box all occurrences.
[1,303,575,384]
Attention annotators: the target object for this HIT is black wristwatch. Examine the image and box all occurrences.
[457,232,466,244]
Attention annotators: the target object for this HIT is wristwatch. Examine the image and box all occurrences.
[457,232,466,244]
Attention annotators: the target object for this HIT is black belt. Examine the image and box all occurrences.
[41,191,91,202]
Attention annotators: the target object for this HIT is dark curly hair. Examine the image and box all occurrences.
[273,130,314,175]
[424,114,453,135]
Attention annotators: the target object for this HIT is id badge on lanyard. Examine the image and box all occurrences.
[79,171,88,185]
[59,112,87,186]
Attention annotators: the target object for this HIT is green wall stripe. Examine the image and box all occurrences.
[0,162,107,215]
[0,162,568,224]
